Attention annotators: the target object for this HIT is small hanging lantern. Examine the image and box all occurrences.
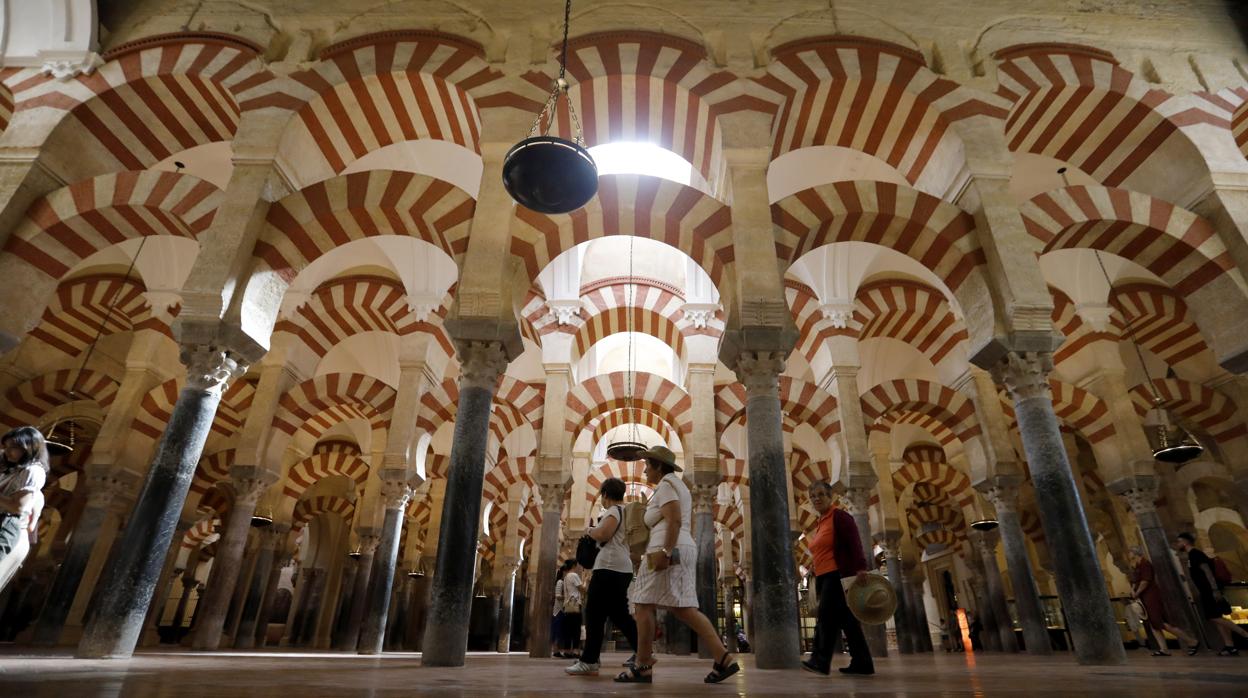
[1145,403,1204,464]
[250,505,275,528]
[970,519,999,532]
[501,0,597,214]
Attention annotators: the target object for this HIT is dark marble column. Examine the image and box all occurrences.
[905,566,933,652]
[296,568,328,646]
[281,567,312,646]
[845,486,888,657]
[77,345,248,659]
[992,351,1125,665]
[527,484,565,659]
[169,547,203,635]
[878,533,914,654]
[358,484,411,655]
[330,558,359,649]
[495,560,518,653]
[689,478,720,659]
[982,482,1052,654]
[733,351,801,670]
[409,556,435,651]
[337,533,378,651]
[971,529,1019,652]
[193,471,272,650]
[254,552,290,648]
[422,341,510,667]
[234,524,286,649]
[142,520,193,646]
[33,470,130,644]
[966,556,1002,651]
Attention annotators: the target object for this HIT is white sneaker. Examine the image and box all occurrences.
[565,660,600,676]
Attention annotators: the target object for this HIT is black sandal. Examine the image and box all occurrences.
[705,652,740,684]
[1187,645,1200,656]
[614,661,654,683]
[1217,646,1239,656]
[1151,651,1171,657]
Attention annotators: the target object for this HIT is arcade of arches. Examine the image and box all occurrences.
[3,1,1248,693]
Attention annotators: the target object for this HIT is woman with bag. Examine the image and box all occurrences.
[0,427,49,593]
[566,477,639,676]
[615,446,738,684]
[557,559,585,658]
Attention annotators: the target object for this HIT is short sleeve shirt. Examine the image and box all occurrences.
[593,506,633,573]
[1188,549,1216,594]
[643,473,695,552]
[0,464,46,528]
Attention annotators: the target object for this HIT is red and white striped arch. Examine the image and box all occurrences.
[994,44,1191,188]
[714,377,840,441]
[0,368,119,429]
[1021,186,1239,297]
[771,180,984,292]
[255,170,475,285]
[757,36,1005,181]
[5,170,220,280]
[584,458,649,505]
[9,33,269,174]
[587,408,678,449]
[906,502,965,531]
[715,499,744,537]
[283,441,370,500]
[494,377,545,436]
[129,377,183,449]
[416,378,534,449]
[28,274,167,355]
[292,495,356,530]
[483,455,536,504]
[182,516,218,550]
[271,373,396,440]
[565,371,693,440]
[1049,286,1111,366]
[1129,378,1247,443]
[891,455,975,511]
[720,454,748,486]
[855,278,968,365]
[0,81,12,136]
[861,379,980,446]
[273,275,452,359]
[212,377,257,439]
[1110,282,1212,371]
[1233,94,1248,161]
[914,527,958,548]
[995,378,1119,446]
[518,500,542,540]
[791,455,834,492]
[191,448,233,499]
[909,482,954,509]
[512,174,733,286]
[785,280,851,365]
[572,303,687,364]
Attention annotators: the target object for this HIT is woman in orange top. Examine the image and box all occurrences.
[802,481,874,676]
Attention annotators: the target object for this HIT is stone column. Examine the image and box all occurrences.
[141,519,194,646]
[422,341,510,666]
[337,533,379,651]
[527,479,566,659]
[689,476,720,659]
[981,482,1051,654]
[77,344,249,658]
[234,524,286,649]
[991,351,1125,665]
[844,486,888,657]
[878,533,914,654]
[971,529,1019,652]
[904,564,933,652]
[170,576,196,633]
[193,471,273,650]
[33,469,132,644]
[358,480,412,655]
[495,558,519,653]
[734,351,801,670]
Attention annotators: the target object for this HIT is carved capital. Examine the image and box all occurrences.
[875,530,902,558]
[1120,486,1160,517]
[681,302,718,330]
[381,479,412,510]
[358,534,381,555]
[181,344,247,394]
[981,483,1021,516]
[843,486,872,516]
[991,351,1053,402]
[689,484,718,514]
[970,528,1000,556]
[41,53,104,80]
[537,482,567,512]
[734,350,785,397]
[455,340,510,391]
[545,299,583,326]
[819,301,856,329]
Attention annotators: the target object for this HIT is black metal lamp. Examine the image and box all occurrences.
[970,519,999,532]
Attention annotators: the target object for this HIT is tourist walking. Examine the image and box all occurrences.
[1129,546,1197,656]
[0,427,48,593]
[1177,533,1247,655]
[567,477,639,676]
[557,559,585,658]
[614,446,737,684]
[801,480,874,676]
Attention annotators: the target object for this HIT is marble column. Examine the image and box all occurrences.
[690,478,720,659]
[495,560,518,653]
[971,529,1019,652]
[170,577,196,633]
[528,481,566,659]
[234,524,286,649]
[991,351,1125,665]
[878,533,914,654]
[422,341,510,667]
[965,555,1002,651]
[33,469,131,644]
[330,558,360,649]
[904,566,933,652]
[358,481,412,655]
[193,471,272,650]
[77,345,248,659]
[142,520,193,646]
[296,569,327,646]
[336,533,379,651]
[844,486,888,657]
[1116,480,1202,646]
[981,482,1051,654]
[734,351,800,670]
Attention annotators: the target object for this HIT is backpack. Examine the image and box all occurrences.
[1212,556,1233,586]
[624,501,650,561]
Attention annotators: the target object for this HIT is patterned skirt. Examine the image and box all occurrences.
[628,543,699,609]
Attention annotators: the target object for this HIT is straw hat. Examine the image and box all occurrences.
[845,573,898,625]
[639,445,682,472]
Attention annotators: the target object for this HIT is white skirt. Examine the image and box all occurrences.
[0,530,31,594]
[628,543,698,609]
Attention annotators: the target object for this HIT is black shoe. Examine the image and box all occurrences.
[839,664,875,676]
[801,659,830,676]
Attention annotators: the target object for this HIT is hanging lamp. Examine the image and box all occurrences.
[250,505,275,528]
[501,0,598,214]
[606,231,646,462]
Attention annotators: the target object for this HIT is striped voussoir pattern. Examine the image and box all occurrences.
[493,376,545,436]
[713,377,840,441]
[28,274,168,355]
[271,373,397,440]
[292,495,356,530]
[891,458,975,511]
[907,501,965,531]
[584,459,647,504]
[860,379,980,446]
[273,275,453,360]
[995,378,1117,445]
[212,377,257,438]
[572,290,687,362]
[283,441,370,500]
[182,517,218,550]
[483,455,536,504]
[785,280,850,365]
[1020,186,1238,297]
[255,170,475,284]
[715,498,744,537]
[771,180,983,291]
[587,407,677,450]
[914,527,958,549]
[0,369,119,429]
[758,36,1006,187]
[1110,282,1212,370]
[564,371,693,441]
[512,174,733,285]
[1049,286,1110,365]
[1232,89,1248,161]
[0,81,12,134]
[415,377,536,451]
[1129,378,1248,443]
[6,170,221,280]
[129,377,184,447]
[909,482,954,510]
[720,455,748,486]
[855,278,968,364]
[790,453,834,493]
[190,448,234,498]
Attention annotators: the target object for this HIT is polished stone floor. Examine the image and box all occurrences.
[0,647,1246,697]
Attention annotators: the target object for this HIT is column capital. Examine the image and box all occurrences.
[454,340,510,391]
[990,351,1053,402]
[180,343,249,394]
[969,528,1001,555]
[259,524,290,549]
[843,486,873,516]
[228,466,277,506]
[84,468,137,510]
[874,530,903,557]
[358,534,381,555]
[536,481,568,512]
[689,483,718,514]
[1108,475,1160,516]
[733,350,785,397]
[978,479,1022,516]
[380,478,412,510]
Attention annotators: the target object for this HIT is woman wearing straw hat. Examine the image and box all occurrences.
[802,480,875,676]
[614,445,739,684]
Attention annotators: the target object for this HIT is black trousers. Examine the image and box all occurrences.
[581,569,638,664]
[559,611,582,649]
[811,571,873,671]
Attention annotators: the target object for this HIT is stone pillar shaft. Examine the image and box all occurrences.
[527,490,563,659]
[972,530,1019,652]
[984,484,1052,654]
[234,525,285,649]
[1121,485,1202,645]
[337,536,378,651]
[880,539,913,654]
[358,492,409,654]
[845,487,888,657]
[495,564,517,653]
[192,473,270,650]
[691,481,719,659]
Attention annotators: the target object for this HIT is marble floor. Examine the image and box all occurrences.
[0,647,1246,697]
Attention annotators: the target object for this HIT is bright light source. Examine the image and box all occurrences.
[589,142,694,186]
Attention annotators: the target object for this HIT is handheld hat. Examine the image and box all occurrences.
[845,573,898,625]
[638,445,682,472]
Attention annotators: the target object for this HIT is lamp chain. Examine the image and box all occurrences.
[526,0,584,145]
